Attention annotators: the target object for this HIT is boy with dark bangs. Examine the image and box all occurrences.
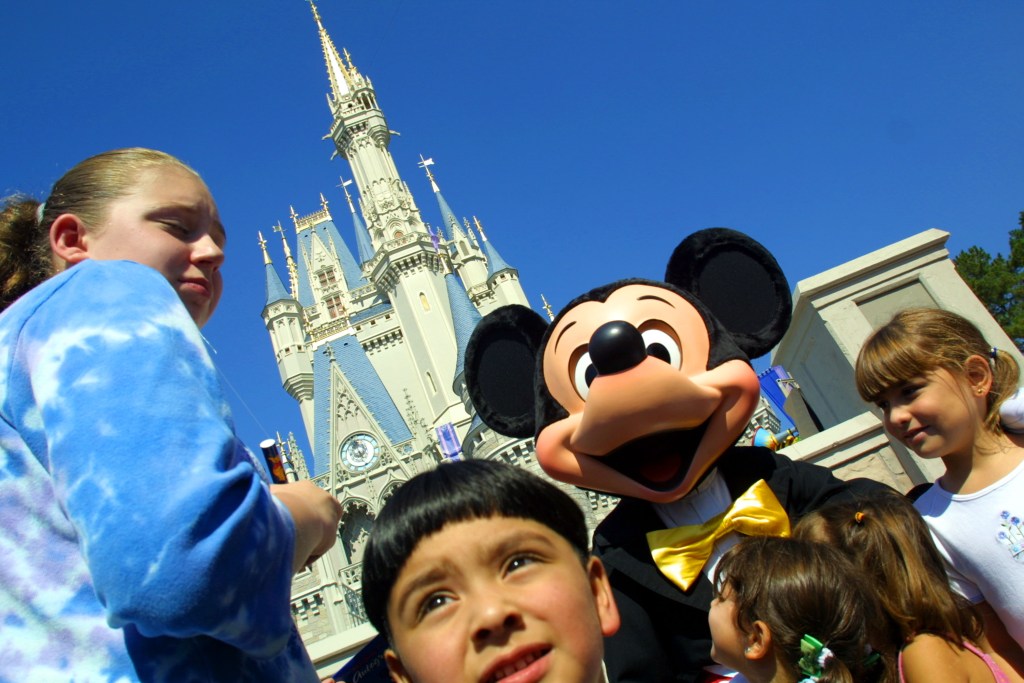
[361,460,621,683]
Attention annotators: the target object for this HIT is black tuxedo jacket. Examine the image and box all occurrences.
[593,447,887,683]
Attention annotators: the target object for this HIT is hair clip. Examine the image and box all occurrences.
[854,511,866,524]
[990,347,998,372]
[35,201,46,227]
[798,634,831,680]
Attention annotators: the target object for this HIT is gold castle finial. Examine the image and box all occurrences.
[273,221,299,299]
[541,294,555,321]
[258,230,271,265]
[320,192,329,213]
[473,216,488,241]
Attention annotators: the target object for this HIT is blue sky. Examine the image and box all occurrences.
[2,1,1022,456]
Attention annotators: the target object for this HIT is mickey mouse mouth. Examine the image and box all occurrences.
[600,422,709,492]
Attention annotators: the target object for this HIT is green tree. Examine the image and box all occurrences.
[953,212,1024,353]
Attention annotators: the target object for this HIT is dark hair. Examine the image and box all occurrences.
[0,148,201,311]
[715,536,893,683]
[855,308,1020,433]
[794,488,983,647]
[361,459,589,640]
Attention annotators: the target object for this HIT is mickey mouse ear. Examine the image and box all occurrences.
[465,304,549,438]
[665,228,791,359]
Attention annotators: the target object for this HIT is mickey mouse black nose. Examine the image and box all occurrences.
[588,321,646,375]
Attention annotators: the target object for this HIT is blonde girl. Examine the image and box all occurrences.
[854,308,1024,678]
[0,148,341,681]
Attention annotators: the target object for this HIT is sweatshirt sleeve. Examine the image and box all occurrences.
[11,260,297,657]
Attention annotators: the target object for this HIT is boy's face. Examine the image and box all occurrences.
[384,516,620,683]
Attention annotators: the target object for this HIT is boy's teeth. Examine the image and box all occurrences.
[492,652,536,681]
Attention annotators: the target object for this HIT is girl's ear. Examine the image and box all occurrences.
[744,620,772,660]
[963,354,993,397]
[50,213,91,266]
[384,648,413,683]
[587,557,622,637]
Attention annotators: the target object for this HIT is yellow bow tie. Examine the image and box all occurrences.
[647,479,790,592]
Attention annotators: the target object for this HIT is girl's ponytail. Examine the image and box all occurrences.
[989,347,1022,433]
[0,195,53,311]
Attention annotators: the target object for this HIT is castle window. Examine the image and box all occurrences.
[419,292,430,311]
[325,295,345,319]
[426,371,436,393]
[317,269,338,289]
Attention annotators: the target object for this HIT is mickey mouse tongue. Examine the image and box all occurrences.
[640,456,683,484]
[602,423,707,492]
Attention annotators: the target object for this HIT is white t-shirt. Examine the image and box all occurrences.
[915,458,1024,647]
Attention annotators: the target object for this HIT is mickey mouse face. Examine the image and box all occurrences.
[536,283,761,503]
[465,228,792,504]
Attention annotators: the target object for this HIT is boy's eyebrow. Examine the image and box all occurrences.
[392,562,458,618]
[392,528,561,619]
[487,529,559,559]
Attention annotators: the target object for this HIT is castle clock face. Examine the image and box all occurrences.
[340,433,380,472]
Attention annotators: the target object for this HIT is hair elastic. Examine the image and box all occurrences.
[854,511,866,524]
[35,201,46,227]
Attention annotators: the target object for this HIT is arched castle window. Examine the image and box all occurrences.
[340,503,374,565]
[419,292,430,311]
[426,371,437,394]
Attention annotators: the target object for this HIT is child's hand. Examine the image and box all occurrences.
[271,481,343,573]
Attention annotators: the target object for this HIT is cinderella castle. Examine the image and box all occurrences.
[257,3,621,671]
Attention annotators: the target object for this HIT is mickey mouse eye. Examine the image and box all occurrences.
[641,329,681,368]
[572,351,597,400]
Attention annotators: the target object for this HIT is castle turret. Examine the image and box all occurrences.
[260,231,315,446]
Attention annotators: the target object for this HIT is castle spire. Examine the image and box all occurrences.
[475,217,514,277]
[445,270,482,391]
[259,231,290,306]
[309,0,351,103]
[339,176,375,263]
[274,221,300,299]
[419,156,465,242]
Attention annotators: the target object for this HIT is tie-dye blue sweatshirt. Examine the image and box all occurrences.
[0,260,318,682]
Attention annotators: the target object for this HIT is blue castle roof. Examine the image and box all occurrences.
[481,233,513,278]
[445,272,482,384]
[310,334,413,476]
[263,261,290,306]
[352,207,375,264]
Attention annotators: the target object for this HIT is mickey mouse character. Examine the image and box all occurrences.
[465,228,886,683]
